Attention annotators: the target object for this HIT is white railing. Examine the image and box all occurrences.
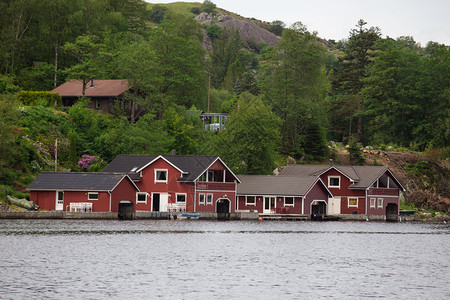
[167,203,186,212]
[69,202,93,212]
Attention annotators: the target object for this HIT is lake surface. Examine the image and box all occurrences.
[0,219,448,299]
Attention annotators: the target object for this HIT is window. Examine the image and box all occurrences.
[246,196,256,206]
[370,198,376,208]
[284,197,294,207]
[155,169,168,183]
[95,99,101,109]
[199,172,207,182]
[199,193,205,204]
[208,170,214,182]
[206,194,213,205]
[136,193,147,203]
[377,198,383,209]
[88,192,99,200]
[328,176,340,188]
[348,197,358,207]
[199,170,214,182]
[176,194,186,203]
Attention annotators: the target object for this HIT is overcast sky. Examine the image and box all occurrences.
[150,0,450,46]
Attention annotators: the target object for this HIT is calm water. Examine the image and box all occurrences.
[0,219,448,299]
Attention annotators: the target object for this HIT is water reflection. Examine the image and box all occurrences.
[0,220,448,299]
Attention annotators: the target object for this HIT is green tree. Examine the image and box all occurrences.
[63,35,109,96]
[206,24,222,42]
[362,38,422,146]
[164,107,203,155]
[268,20,286,36]
[0,94,20,184]
[147,16,207,114]
[222,59,244,92]
[0,0,36,74]
[116,40,160,123]
[209,28,243,88]
[262,22,328,158]
[329,19,381,142]
[214,93,281,174]
[149,5,167,24]
[201,0,216,14]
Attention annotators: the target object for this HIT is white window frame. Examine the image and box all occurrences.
[370,198,376,208]
[284,197,294,207]
[377,198,383,209]
[199,193,205,205]
[348,197,358,208]
[208,170,214,182]
[176,193,187,203]
[328,176,341,189]
[206,193,213,205]
[136,192,147,204]
[155,169,168,183]
[95,99,101,109]
[88,192,99,200]
[245,196,256,206]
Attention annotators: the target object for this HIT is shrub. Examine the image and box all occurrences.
[191,7,201,15]
[201,0,216,14]
[18,91,62,107]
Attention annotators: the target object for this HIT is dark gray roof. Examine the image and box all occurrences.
[237,175,322,196]
[279,164,398,189]
[102,155,239,182]
[27,172,138,192]
[102,155,159,180]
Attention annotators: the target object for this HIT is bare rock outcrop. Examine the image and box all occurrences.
[195,12,279,48]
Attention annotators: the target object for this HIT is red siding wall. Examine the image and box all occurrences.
[237,195,264,212]
[135,157,237,213]
[135,158,194,211]
[237,195,303,214]
[319,169,365,214]
[366,186,400,215]
[31,190,109,211]
[110,178,140,212]
[303,181,330,215]
[30,191,55,211]
[30,178,137,212]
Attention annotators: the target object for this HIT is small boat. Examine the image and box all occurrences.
[175,212,201,220]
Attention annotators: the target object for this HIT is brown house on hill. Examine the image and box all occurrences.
[51,79,130,114]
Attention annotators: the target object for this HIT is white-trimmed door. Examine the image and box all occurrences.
[264,196,276,214]
[153,193,169,212]
[56,191,64,211]
[328,196,341,215]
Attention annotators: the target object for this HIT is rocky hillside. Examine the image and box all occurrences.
[195,12,279,50]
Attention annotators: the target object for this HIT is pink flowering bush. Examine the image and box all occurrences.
[77,154,97,170]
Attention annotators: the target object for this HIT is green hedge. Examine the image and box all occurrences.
[18,91,62,107]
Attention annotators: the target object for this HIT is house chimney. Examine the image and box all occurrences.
[172,149,176,156]
[329,159,333,166]
[90,79,94,87]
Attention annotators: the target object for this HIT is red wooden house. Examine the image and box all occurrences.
[279,164,405,216]
[27,172,139,212]
[102,155,241,214]
[237,175,332,215]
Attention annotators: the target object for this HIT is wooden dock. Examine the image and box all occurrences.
[260,214,309,221]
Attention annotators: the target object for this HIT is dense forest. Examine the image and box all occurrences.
[0,0,448,203]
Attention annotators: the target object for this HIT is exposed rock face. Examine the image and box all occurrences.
[195,12,279,48]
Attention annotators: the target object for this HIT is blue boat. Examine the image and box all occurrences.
[171,212,200,220]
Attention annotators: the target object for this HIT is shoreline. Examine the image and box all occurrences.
[0,210,448,223]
